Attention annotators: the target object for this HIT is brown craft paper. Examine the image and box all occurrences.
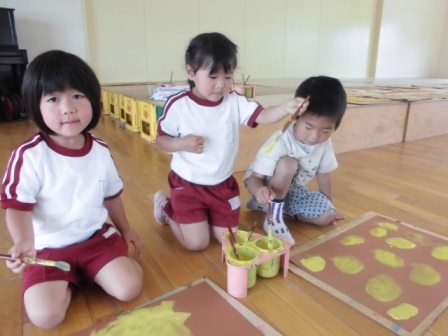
[289,212,448,336]
[75,278,279,336]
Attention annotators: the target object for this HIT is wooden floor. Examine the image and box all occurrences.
[1,116,448,336]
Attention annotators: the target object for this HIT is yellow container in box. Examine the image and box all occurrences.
[124,97,140,132]
[101,89,110,114]
[118,94,127,122]
[137,100,157,142]
[108,92,120,119]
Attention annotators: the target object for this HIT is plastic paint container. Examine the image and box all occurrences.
[226,245,259,298]
[223,230,251,244]
[255,236,283,278]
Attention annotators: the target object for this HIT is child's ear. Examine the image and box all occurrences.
[186,65,195,79]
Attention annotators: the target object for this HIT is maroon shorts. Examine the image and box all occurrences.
[22,223,128,293]
[164,171,240,228]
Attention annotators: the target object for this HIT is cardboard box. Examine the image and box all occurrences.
[138,100,157,142]
[124,96,140,132]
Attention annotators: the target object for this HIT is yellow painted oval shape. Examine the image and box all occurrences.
[377,221,398,231]
[300,255,326,272]
[373,249,405,268]
[431,245,448,261]
[369,227,388,238]
[339,235,365,246]
[387,303,419,321]
[332,256,364,274]
[365,274,402,302]
[409,263,441,286]
[386,237,416,249]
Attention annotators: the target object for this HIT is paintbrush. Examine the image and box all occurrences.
[267,202,274,250]
[0,253,71,272]
[227,228,240,260]
[247,221,257,242]
[282,95,310,132]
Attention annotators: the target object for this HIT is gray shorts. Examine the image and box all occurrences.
[284,184,334,219]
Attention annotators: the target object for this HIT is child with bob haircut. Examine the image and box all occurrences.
[154,32,308,251]
[244,76,347,245]
[0,50,143,329]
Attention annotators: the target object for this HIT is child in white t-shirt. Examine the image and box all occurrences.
[244,76,347,245]
[1,50,143,329]
[153,32,308,251]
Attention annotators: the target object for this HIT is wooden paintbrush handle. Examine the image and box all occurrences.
[227,228,240,260]
[0,253,18,262]
[0,254,41,265]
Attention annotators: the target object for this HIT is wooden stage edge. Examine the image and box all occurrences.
[101,79,448,173]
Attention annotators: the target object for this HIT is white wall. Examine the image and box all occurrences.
[438,10,448,77]
[4,0,88,62]
[86,0,378,84]
[375,0,448,78]
[3,0,448,84]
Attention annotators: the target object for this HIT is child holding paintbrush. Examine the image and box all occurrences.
[244,76,347,245]
[0,50,143,329]
[153,32,308,251]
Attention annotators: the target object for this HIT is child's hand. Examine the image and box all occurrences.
[121,229,143,257]
[6,244,35,274]
[255,186,274,205]
[182,134,205,154]
[288,96,310,117]
[122,229,142,256]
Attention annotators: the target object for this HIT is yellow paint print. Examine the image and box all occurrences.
[404,232,433,246]
[332,256,364,274]
[409,263,441,286]
[365,274,402,302]
[431,245,448,261]
[339,235,365,246]
[262,131,282,154]
[387,303,419,321]
[373,249,405,268]
[369,227,388,238]
[386,237,416,249]
[91,301,191,336]
[377,221,398,231]
[300,255,326,272]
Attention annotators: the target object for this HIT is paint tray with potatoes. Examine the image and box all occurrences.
[289,212,448,336]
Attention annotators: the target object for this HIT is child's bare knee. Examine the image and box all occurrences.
[114,281,143,302]
[276,156,298,176]
[183,237,210,251]
[27,306,66,329]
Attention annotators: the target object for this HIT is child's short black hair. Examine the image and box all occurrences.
[185,32,238,88]
[295,76,347,129]
[22,50,101,135]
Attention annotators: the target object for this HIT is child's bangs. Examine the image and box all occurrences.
[39,62,82,95]
[208,51,237,74]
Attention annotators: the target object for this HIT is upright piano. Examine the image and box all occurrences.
[0,7,28,95]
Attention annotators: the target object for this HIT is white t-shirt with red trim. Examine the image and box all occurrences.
[1,132,123,250]
[158,90,263,185]
[244,124,338,186]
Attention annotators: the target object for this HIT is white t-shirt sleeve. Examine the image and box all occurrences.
[104,152,124,198]
[234,93,262,127]
[2,150,40,207]
[158,105,179,137]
